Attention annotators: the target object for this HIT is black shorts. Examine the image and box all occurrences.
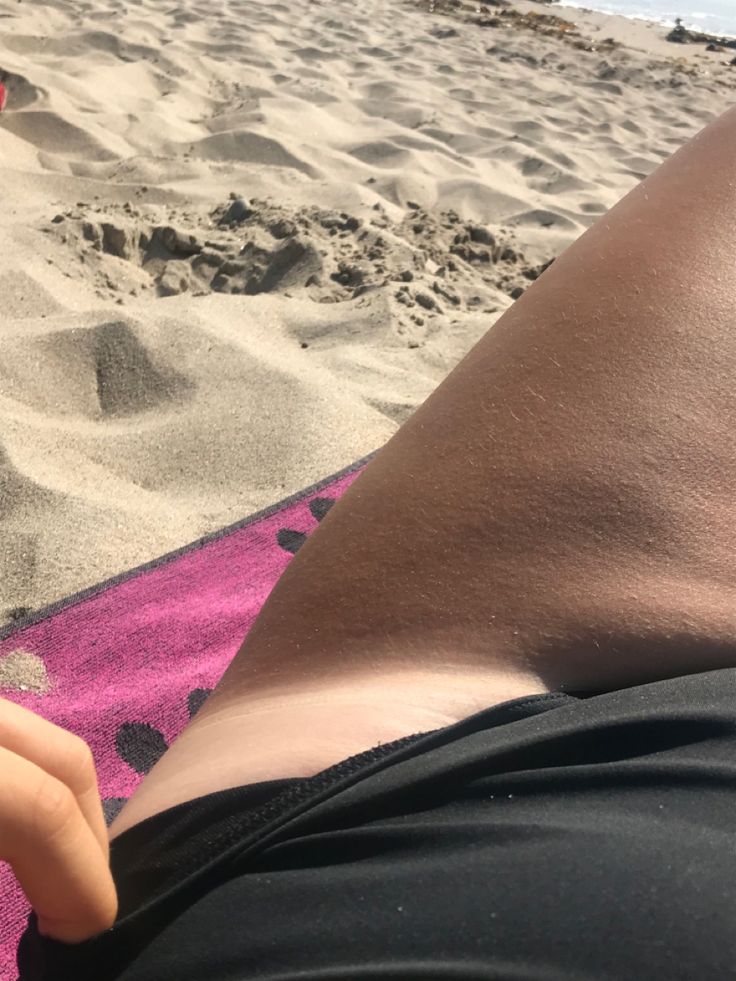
[18,668,736,980]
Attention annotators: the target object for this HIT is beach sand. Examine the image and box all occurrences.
[0,0,732,626]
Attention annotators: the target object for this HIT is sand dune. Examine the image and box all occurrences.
[0,0,732,625]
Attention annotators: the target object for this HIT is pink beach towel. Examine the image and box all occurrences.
[0,456,370,980]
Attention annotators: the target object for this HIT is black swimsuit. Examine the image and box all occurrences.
[18,667,736,980]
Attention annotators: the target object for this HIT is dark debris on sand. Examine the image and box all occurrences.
[44,197,556,325]
[416,0,620,53]
[665,17,736,49]
[415,0,736,78]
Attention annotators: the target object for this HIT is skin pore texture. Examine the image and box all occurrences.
[111,105,736,840]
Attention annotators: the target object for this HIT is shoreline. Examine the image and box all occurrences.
[545,0,736,41]
[426,0,736,62]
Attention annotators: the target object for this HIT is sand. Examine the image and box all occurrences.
[0,0,732,626]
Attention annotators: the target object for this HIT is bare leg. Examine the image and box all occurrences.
[112,106,736,838]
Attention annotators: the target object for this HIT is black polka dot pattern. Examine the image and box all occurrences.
[308,497,335,522]
[276,528,307,554]
[188,687,213,719]
[106,686,216,825]
[115,722,168,775]
[102,797,128,826]
[277,496,336,554]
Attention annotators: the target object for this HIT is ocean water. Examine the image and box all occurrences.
[555,0,736,37]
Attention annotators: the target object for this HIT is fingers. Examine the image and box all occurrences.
[0,699,118,942]
[0,745,118,942]
[0,698,109,860]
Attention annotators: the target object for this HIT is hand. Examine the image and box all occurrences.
[0,698,118,943]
